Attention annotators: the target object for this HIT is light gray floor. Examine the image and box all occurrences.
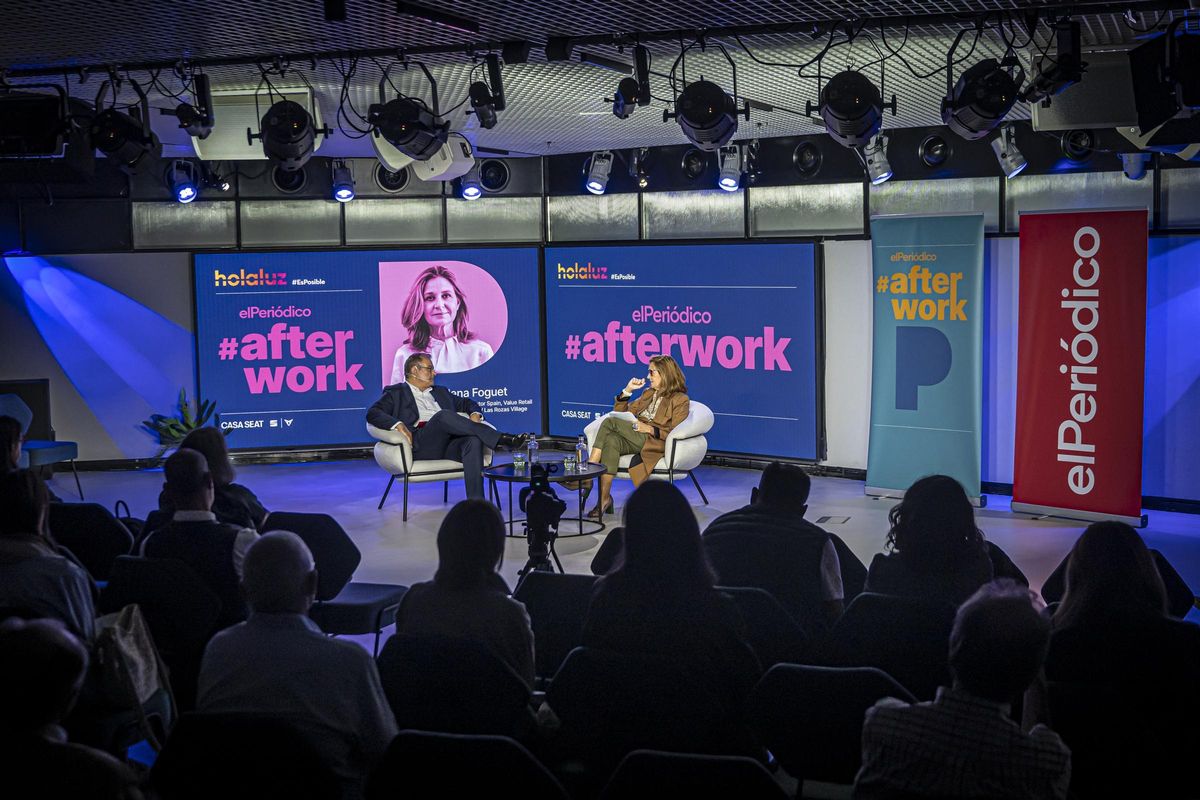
[59,458,1200,623]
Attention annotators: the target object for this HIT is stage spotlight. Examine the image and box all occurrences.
[666,80,746,152]
[862,133,893,185]
[470,81,498,129]
[919,134,951,167]
[990,124,1027,179]
[816,71,894,149]
[172,73,215,140]
[459,163,483,199]
[792,141,823,179]
[367,97,449,161]
[612,77,640,119]
[1121,152,1150,181]
[250,100,323,172]
[271,164,308,194]
[374,163,410,193]
[1020,19,1085,106]
[91,78,158,171]
[331,159,355,202]
[942,59,1020,140]
[681,147,707,180]
[717,144,742,191]
[479,159,510,192]
[1060,129,1095,161]
[585,150,614,195]
[628,148,650,188]
[165,160,199,203]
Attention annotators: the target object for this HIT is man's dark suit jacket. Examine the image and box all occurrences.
[366,382,481,433]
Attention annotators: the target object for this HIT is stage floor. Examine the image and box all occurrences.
[62,459,1200,624]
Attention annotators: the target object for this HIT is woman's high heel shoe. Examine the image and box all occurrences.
[585,499,614,520]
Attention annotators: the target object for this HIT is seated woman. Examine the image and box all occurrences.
[581,481,761,715]
[865,474,1025,608]
[157,426,268,531]
[573,354,690,521]
[391,499,534,687]
[389,265,493,379]
[1033,521,1200,796]
[0,470,96,643]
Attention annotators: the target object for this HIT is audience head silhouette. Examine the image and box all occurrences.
[241,531,318,614]
[163,447,214,511]
[949,579,1050,703]
[0,618,89,733]
[752,461,811,513]
[434,499,506,590]
[886,474,984,569]
[178,426,236,487]
[615,480,714,593]
[0,414,22,471]
[1056,521,1167,628]
[0,468,50,538]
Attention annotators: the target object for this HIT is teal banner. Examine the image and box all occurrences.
[866,214,985,498]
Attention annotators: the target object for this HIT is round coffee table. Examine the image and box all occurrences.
[484,458,608,539]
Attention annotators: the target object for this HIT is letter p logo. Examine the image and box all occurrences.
[895,326,951,411]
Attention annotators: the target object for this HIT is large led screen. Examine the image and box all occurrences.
[545,243,820,459]
[195,248,541,449]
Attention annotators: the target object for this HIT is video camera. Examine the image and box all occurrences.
[518,463,567,576]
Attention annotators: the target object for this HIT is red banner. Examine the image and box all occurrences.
[1012,210,1147,524]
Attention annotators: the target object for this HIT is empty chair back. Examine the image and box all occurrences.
[101,556,223,710]
[262,511,360,601]
[716,586,809,667]
[816,592,957,700]
[366,730,567,800]
[46,503,133,581]
[600,749,788,800]
[152,711,342,800]
[513,571,599,679]
[375,633,532,738]
[748,664,916,786]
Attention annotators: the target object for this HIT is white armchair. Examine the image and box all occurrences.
[368,416,495,521]
[582,400,713,503]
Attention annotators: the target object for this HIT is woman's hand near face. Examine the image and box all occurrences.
[624,377,646,394]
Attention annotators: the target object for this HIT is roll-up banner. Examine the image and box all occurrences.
[867,214,985,501]
[1012,209,1148,526]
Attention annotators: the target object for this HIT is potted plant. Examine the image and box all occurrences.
[142,388,224,459]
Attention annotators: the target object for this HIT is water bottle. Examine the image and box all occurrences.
[526,437,539,465]
[576,435,589,470]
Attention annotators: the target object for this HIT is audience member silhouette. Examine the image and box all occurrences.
[855,580,1071,800]
[1,414,21,472]
[139,448,256,628]
[1033,521,1200,797]
[581,481,762,715]
[0,618,143,800]
[393,499,535,687]
[156,427,268,531]
[0,470,96,642]
[865,475,1026,607]
[196,531,397,797]
[703,461,848,631]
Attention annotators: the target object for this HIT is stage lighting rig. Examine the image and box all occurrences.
[861,133,893,186]
[0,83,69,157]
[610,46,652,120]
[811,70,896,149]
[665,79,749,151]
[1019,19,1086,106]
[585,150,614,195]
[247,98,331,172]
[165,160,199,203]
[459,163,483,199]
[716,144,742,191]
[90,77,158,172]
[989,124,1027,179]
[368,61,449,161]
[941,38,1023,141]
[628,147,650,188]
[331,159,355,202]
[468,53,506,130]
[164,73,214,140]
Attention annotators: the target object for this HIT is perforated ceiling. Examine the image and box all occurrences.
[0,1,1185,157]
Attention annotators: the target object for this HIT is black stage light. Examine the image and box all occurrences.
[628,147,650,188]
[367,97,448,161]
[612,77,640,119]
[331,159,355,202]
[502,40,532,65]
[816,70,892,149]
[374,162,410,193]
[271,164,308,193]
[165,160,199,203]
[792,141,823,179]
[1020,19,1085,106]
[611,49,651,120]
[942,59,1020,140]
[990,124,1027,179]
[666,80,746,152]
[479,158,510,191]
[681,147,707,180]
[862,133,893,186]
[0,88,68,156]
[1060,129,1095,161]
[91,78,157,171]
[250,100,320,172]
[919,134,951,167]
[171,73,214,139]
[469,81,498,129]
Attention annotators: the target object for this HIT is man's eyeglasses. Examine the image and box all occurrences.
[413,364,435,373]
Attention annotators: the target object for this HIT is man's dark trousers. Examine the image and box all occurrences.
[414,411,502,499]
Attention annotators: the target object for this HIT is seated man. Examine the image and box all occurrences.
[701,462,850,632]
[197,532,398,796]
[139,449,256,628]
[366,352,531,501]
[854,580,1071,800]
[0,618,143,800]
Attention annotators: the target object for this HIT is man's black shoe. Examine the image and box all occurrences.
[496,432,533,451]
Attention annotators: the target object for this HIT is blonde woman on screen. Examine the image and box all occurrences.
[390,266,493,380]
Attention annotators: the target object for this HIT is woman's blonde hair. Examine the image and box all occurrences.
[649,355,687,397]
